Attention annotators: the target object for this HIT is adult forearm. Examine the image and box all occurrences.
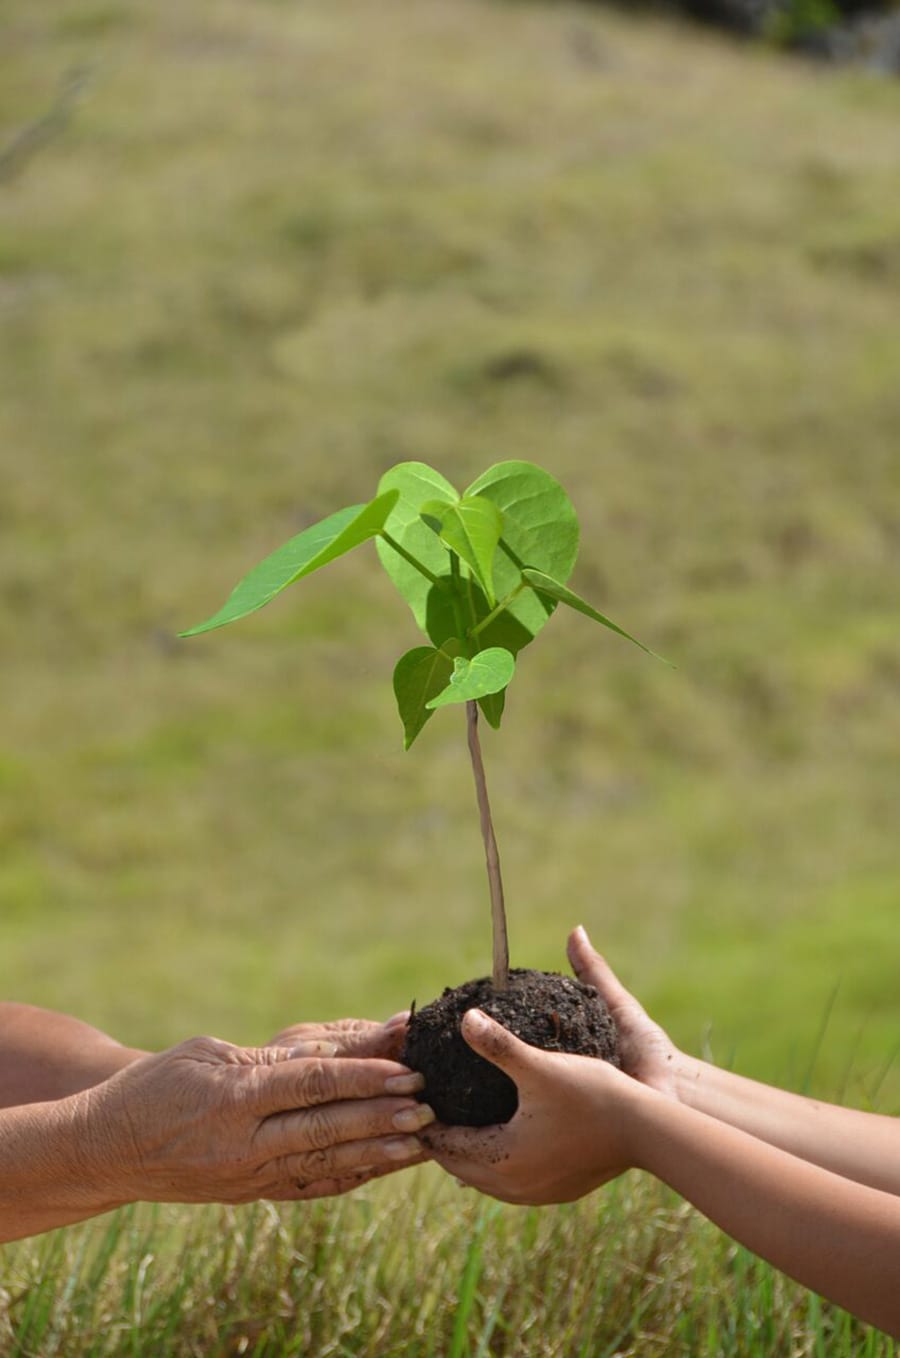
[0,1005,146,1107]
[672,1056,900,1195]
[0,1095,128,1243]
[629,1090,900,1337]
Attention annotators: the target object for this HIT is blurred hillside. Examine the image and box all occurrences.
[1,0,898,1103]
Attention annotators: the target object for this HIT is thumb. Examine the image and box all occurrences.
[460,1009,536,1080]
[567,926,632,1010]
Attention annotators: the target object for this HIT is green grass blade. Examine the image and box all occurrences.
[179,489,399,636]
[449,1203,500,1358]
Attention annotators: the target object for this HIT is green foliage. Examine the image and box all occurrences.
[374,462,459,636]
[182,460,656,746]
[420,495,503,606]
[179,491,399,637]
[392,643,457,750]
[766,0,840,45]
[522,569,668,663]
[425,648,517,712]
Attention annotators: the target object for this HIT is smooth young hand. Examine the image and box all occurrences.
[425,928,900,1336]
[423,1008,639,1204]
[567,925,682,1099]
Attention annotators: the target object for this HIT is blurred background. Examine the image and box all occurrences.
[2,0,898,1106]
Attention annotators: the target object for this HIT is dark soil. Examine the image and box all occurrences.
[402,968,620,1127]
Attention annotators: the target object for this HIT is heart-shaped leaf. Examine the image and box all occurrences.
[522,569,667,662]
[392,641,462,749]
[463,461,578,656]
[375,462,458,636]
[420,495,503,606]
[180,490,400,637]
[478,688,506,730]
[426,648,516,710]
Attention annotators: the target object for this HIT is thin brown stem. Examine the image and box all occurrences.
[466,700,510,991]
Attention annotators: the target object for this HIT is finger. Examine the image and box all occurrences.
[377,1015,410,1061]
[267,1019,388,1058]
[272,1040,340,1060]
[250,1057,423,1117]
[314,1019,397,1059]
[256,1095,436,1158]
[325,1017,409,1060]
[278,1131,429,1189]
[239,1041,340,1066]
[567,926,633,1010]
[459,1010,538,1083]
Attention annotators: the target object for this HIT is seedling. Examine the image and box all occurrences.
[182,460,664,1122]
[183,461,658,979]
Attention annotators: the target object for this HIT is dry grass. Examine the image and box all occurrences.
[1,1173,894,1356]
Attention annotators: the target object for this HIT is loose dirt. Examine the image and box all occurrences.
[403,968,620,1126]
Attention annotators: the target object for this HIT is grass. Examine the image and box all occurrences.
[1,0,899,1350]
[2,1179,896,1357]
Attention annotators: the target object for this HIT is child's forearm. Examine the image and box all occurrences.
[628,1088,900,1337]
[0,1004,146,1108]
[671,1055,900,1195]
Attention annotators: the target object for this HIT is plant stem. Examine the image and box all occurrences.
[378,532,445,589]
[448,551,471,656]
[468,580,526,640]
[466,700,510,991]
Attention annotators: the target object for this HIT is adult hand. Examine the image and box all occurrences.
[81,1034,433,1208]
[266,1014,409,1062]
[568,926,681,1101]
[423,1010,642,1205]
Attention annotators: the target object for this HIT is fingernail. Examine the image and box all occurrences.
[392,1104,435,1132]
[289,1040,338,1058]
[464,1008,489,1035]
[384,1011,410,1027]
[383,1137,421,1161]
[384,1072,425,1094]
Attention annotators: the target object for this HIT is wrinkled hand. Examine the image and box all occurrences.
[266,1014,409,1062]
[81,1034,432,1207]
[423,1009,640,1205]
[568,926,680,1101]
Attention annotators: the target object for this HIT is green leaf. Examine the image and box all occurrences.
[375,463,459,636]
[463,461,578,656]
[180,490,399,637]
[392,642,462,750]
[521,569,667,662]
[420,495,503,606]
[426,648,516,710]
[478,688,506,730]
